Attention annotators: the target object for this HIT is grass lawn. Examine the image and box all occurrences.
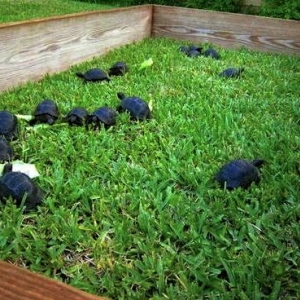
[0,35,299,299]
[0,0,115,23]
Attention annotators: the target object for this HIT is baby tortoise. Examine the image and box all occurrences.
[179,45,202,57]
[108,61,128,76]
[65,107,88,126]
[86,107,117,130]
[0,110,19,141]
[179,45,190,54]
[0,164,44,212]
[117,92,151,121]
[203,48,220,60]
[187,49,202,58]
[219,67,245,78]
[76,68,110,82]
[29,99,59,126]
[215,159,264,190]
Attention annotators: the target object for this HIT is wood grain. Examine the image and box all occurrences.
[0,260,108,300]
[0,5,152,92]
[152,5,300,56]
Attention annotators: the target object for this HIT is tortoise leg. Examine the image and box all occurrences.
[116,105,124,113]
[3,163,13,175]
[47,116,55,125]
[252,159,264,168]
[28,118,37,126]
[85,117,91,131]
[94,121,100,131]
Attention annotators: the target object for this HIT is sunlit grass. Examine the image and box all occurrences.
[0,37,299,299]
[0,0,115,23]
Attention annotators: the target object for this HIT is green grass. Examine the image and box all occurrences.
[0,0,115,23]
[0,37,300,299]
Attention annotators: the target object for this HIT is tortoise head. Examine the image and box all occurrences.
[2,163,13,175]
[117,92,126,101]
[251,159,264,168]
[85,115,98,130]
[67,115,78,124]
[24,185,44,212]
[76,72,85,79]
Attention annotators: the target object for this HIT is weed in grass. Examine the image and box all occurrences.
[0,37,299,299]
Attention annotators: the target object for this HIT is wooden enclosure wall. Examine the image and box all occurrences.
[0,261,108,300]
[152,5,300,56]
[0,5,152,92]
[0,4,299,93]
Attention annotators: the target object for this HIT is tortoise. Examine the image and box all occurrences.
[108,61,128,76]
[0,137,13,162]
[76,68,110,82]
[179,45,190,54]
[219,67,245,78]
[117,92,151,121]
[215,159,264,190]
[187,49,202,58]
[29,99,59,126]
[188,45,203,52]
[65,107,88,126]
[203,48,220,60]
[179,45,202,57]
[0,110,18,141]
[0,165,44,212]
[86,107,117,130]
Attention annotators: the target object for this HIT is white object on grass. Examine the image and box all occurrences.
[16,114,33,122]
[0,160,40,178]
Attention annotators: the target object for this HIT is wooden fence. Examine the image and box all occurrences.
[0,261,108,300]
[0,5,152,92]
[152,5,300,55]
[0,4,299,92]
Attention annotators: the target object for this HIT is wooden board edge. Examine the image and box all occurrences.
[0,261,109,300]
[0,4,153,29]
[152,5,300,56]
[152,4,300,26]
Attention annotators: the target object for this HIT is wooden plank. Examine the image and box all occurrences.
[152,5,300,56]
[0,261,108,300]
[0,4,299,94]
[0,5,152,92]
